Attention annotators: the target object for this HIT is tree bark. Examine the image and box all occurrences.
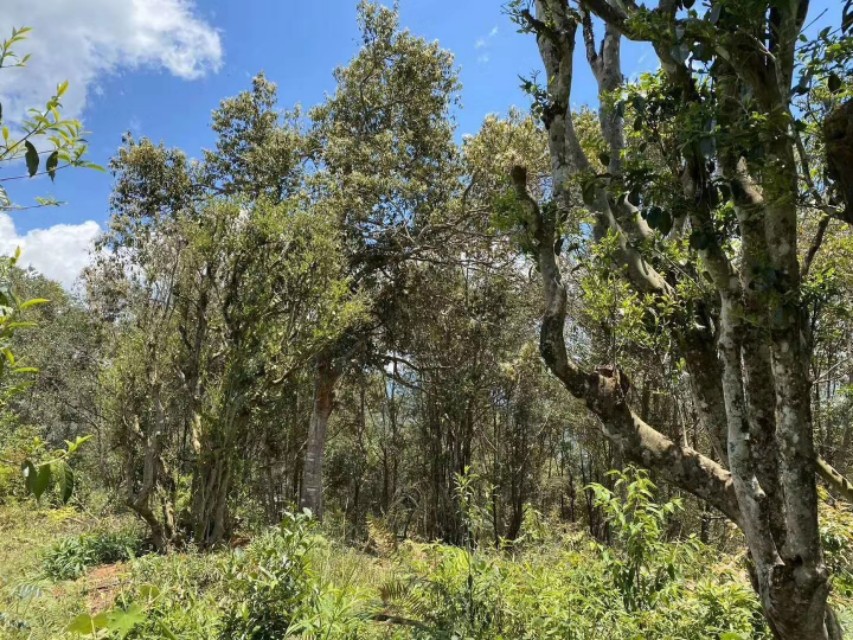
[517,1,841,636]
[299,353,341,519]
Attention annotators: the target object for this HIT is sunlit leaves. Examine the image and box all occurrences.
[0,27,93,213]
[19,436,90,503]
[66,603,147,638]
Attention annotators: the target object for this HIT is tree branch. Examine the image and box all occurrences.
[817,456,853,504]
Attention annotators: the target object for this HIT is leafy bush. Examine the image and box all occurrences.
[218,510,316,640]
[0,423,44,502]
[125,545,231,639]
[586,467,685,611]
[820,494,853,597]
[2,498,783,639]
[42,527,144,580]
[371,471,769,640]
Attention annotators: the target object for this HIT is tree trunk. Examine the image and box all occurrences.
[299,354,341,519]
[513,2,843,636]
[190,448,232,547]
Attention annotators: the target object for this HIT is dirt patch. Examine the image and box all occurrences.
[84,562,129,612]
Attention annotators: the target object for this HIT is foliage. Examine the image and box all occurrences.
[42,527,145,581]
[7,497,845,640]
[375,520,766,640]
[820,494,853,597]
[586,467,685,611]
[0,251,47,408]
[0,26,100,212]
[218,511,316,639]
[2,3,853,639]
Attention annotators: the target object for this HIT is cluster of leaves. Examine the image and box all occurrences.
[374,470,767,639]
[0,27,100,212]
[42,526,145,581]
[586,467,685,611]
[218,510,317,639]
[0,251,46,407]
[20,435,90,505]
[819,493,853,598]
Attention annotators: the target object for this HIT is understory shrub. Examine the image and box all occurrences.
[371,468,770,640]
[42,527,145,580]
[217,510,317,639]
[4,498,815,640]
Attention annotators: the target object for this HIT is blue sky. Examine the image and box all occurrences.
[0,0,839,286]
[9,2,547,234]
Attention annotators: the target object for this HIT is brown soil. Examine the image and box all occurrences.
[84,562,129,612]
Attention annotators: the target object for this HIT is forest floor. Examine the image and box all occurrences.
[1,500,853,639]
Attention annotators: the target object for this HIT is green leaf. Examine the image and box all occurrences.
[708,4,722,24]
[46,151,59,181]
[645,206,673,235]
[24,140,39,177]
[21,460,37,494]
[12,366,39,374]
[66,613,97,634]
[139,584,160,600]
[66,435,93,456]
[19,297,49,310]
[55,460,74,503]
[67,610,110,635]
[106,603,146,638]
[828,73,842,95]
[32,463,52,500]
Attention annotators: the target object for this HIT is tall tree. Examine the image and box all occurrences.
[299,0,461,517]
[90,76,364,548]
[508,0,852,637]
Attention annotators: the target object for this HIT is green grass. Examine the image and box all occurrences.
[0,502,126,639]
[0,499,851,640]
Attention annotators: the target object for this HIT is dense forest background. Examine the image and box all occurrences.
[2,1,853,638]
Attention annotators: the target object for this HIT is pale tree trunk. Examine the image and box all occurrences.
[190,446,233,547]
[189,367,250,547]
[125,342,175,552]
[516,1,844,637]
[300,353,341,519]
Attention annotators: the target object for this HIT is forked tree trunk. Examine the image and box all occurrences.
[300,354,341,519]
[515,2,845,636]
[125,353,176,553]
[191,448,232,547]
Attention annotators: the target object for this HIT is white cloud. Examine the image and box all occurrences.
[474,25,499,62]
[0,0,222,122]
[0,214,101,289]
